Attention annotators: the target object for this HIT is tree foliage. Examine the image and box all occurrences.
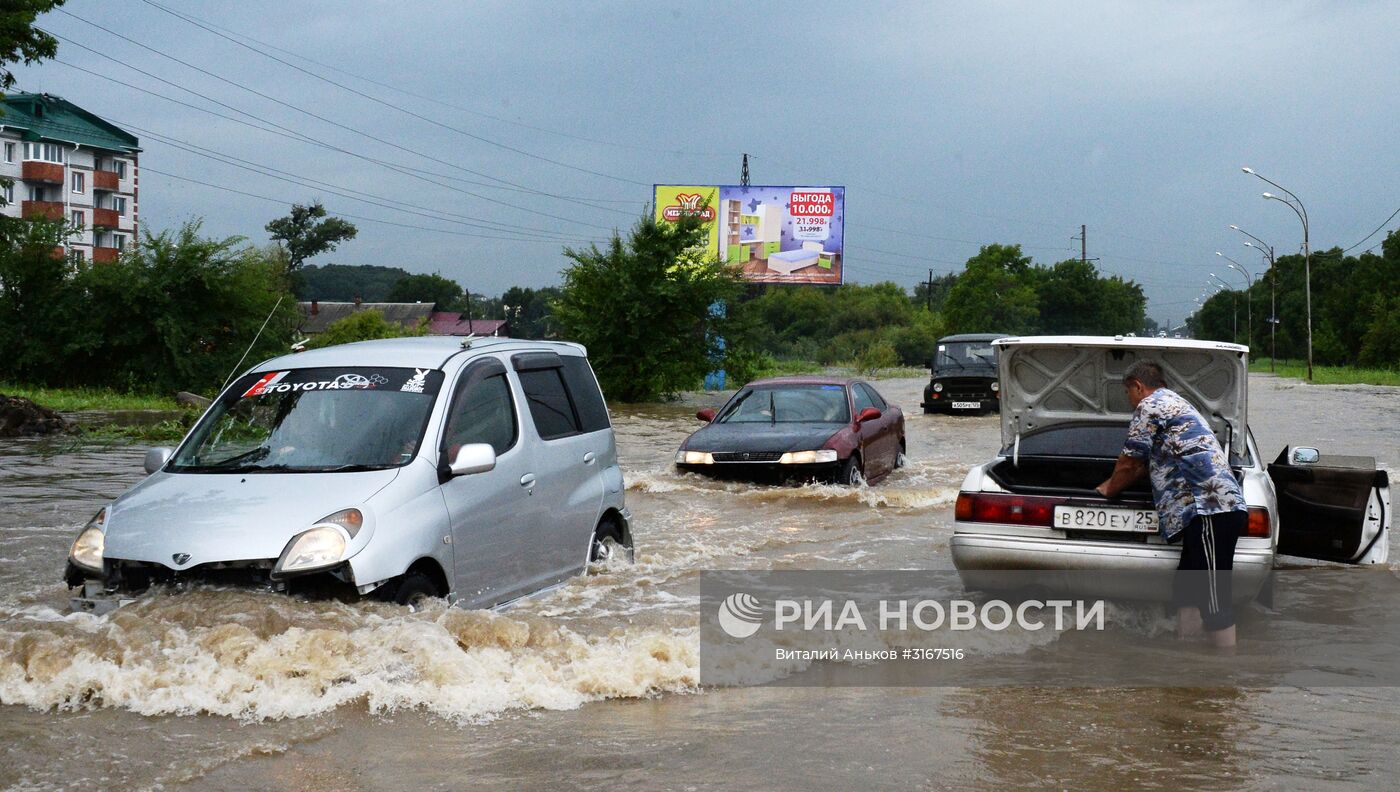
[943,244,1041,334]
[553,210,745,402]
[0,0,63,92]
[265,202,358,273]
[304,309,427,350]
[386,272,464,310]
[0,218,298,395]
[296,263,409,300]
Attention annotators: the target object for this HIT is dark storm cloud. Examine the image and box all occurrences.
[16,0,1400,324]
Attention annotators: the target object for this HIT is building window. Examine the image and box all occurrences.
[2,184,12,204]
[114,160,127,179]
[24,142,65,164]
[27,184,46,201]
[3,142,13,163]
[71,171,85,194]
[71,210,84,229]
[112,196,126,216]
[114,234,126,251]
[71,247,85,263]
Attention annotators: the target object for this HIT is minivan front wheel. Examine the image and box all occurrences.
[589,518,631,567]
[384,573,439,611]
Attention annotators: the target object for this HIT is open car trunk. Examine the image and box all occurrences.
[988,455,1153,503]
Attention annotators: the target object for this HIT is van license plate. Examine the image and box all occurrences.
[951,401,980,409]
[1053,505,1158,533]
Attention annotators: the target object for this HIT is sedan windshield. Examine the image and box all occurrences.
[169,367,444,473]
[719,386,850,424]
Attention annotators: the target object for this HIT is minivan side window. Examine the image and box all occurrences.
[560,355,610,433]
[442,367,517,459]
[517,368,581,440]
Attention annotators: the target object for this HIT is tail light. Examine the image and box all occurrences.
[955,492,1065,527]
[1244,506,1271,538]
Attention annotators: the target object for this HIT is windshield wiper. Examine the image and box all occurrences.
[971,352,996,366]
[939,352,966,370]
[308,463,395,473]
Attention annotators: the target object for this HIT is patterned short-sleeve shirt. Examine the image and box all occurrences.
[1122,387,1245,540]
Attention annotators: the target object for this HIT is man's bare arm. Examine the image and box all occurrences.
[1096,454,1146,498]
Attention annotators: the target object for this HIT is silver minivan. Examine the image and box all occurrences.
[66,337,632,613]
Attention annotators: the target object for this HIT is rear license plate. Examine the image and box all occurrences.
[1053,505,1158,533]
[951,401,980,409]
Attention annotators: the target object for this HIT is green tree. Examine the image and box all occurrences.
[0,217,76,378]
[304,309,427,350]
[265,202,358,273]
[296,263,410,300]
[386,272,464,310]
[60,221,298,394]
[0,1,63,92]
[553,210,745,402]
[943,244,1040,334]
[500,285,560,338]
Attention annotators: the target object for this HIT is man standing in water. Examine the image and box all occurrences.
[1095,361,1247,648]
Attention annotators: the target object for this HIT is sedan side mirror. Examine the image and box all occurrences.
[449,443,497,476]
[1291,446,1321,465]
[696,408,717,422]
[856,407,882,424]
[144,447,173,474]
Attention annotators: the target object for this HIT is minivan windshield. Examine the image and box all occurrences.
[169,367,444,473]
[936,341,997,372]
[718,385,850,424]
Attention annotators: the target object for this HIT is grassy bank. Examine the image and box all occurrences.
[0,384,183,412]
[1249,359,1400,386]
[757,359,927,380]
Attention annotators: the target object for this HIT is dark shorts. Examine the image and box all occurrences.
[1173,511,1245,631]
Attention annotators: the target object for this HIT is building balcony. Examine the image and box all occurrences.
[21,200,65,221]
[93,207,119,228]
[92,246,119,264]
[21,161,64,184]
[93,170,119,191]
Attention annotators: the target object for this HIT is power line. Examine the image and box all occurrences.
[1343,205,1400,253]
[143,166,603,245]
[118,2,654,187]
[135,0,735,161]
[42,24,634,225]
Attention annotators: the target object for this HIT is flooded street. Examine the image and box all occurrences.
[2,374,1397,791]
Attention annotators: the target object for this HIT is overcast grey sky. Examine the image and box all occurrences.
[17,0,1400,326]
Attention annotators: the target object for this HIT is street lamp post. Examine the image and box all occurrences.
[1216,252,1253,350]
[1232,224,1278,371]
[1207,276,1236,341]
[1242,167,1311,380]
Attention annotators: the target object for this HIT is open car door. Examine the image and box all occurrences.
[1269,446,1391,565]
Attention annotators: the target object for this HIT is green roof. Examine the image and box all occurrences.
[0,93,139,154]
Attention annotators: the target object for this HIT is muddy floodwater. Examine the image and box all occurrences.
[2,374,1397,791]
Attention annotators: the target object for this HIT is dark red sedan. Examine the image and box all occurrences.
[675,377,906,484]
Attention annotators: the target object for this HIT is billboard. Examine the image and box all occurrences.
[655,185,845,285]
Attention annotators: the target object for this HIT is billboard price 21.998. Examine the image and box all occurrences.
[654,185,845,285]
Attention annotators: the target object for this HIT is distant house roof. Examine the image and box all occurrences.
[0,93,140,154]
[297,301,435,334]
[428,311,508,337]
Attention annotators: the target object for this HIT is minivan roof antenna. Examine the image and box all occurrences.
[219,295,285,393]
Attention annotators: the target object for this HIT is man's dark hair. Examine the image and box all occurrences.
[1124,361,1166,389]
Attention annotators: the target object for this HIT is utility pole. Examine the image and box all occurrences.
[1081,224,1087,263]
[926,269,934,312]
[740,153,750,187]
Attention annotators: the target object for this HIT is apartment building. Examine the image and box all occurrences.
[0,92,139,262]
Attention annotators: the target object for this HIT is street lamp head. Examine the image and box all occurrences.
[1241,167,1255,174]
[1244,241,1256,248]
[1215,251,1224,257]
[1229,224,1240,230]
[1262,192,1275,199]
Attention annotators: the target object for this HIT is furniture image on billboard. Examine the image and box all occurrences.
[766,241,825,274]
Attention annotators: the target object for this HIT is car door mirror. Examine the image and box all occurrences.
[696,408,717,422]
[143,447,173,474]
[1291,446,1321,465]
[449,443,497,476]
[856,407,882,424]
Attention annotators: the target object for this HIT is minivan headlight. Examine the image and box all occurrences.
[779,450,839,465]
[273,509,361,576]
[69,509,106,574]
